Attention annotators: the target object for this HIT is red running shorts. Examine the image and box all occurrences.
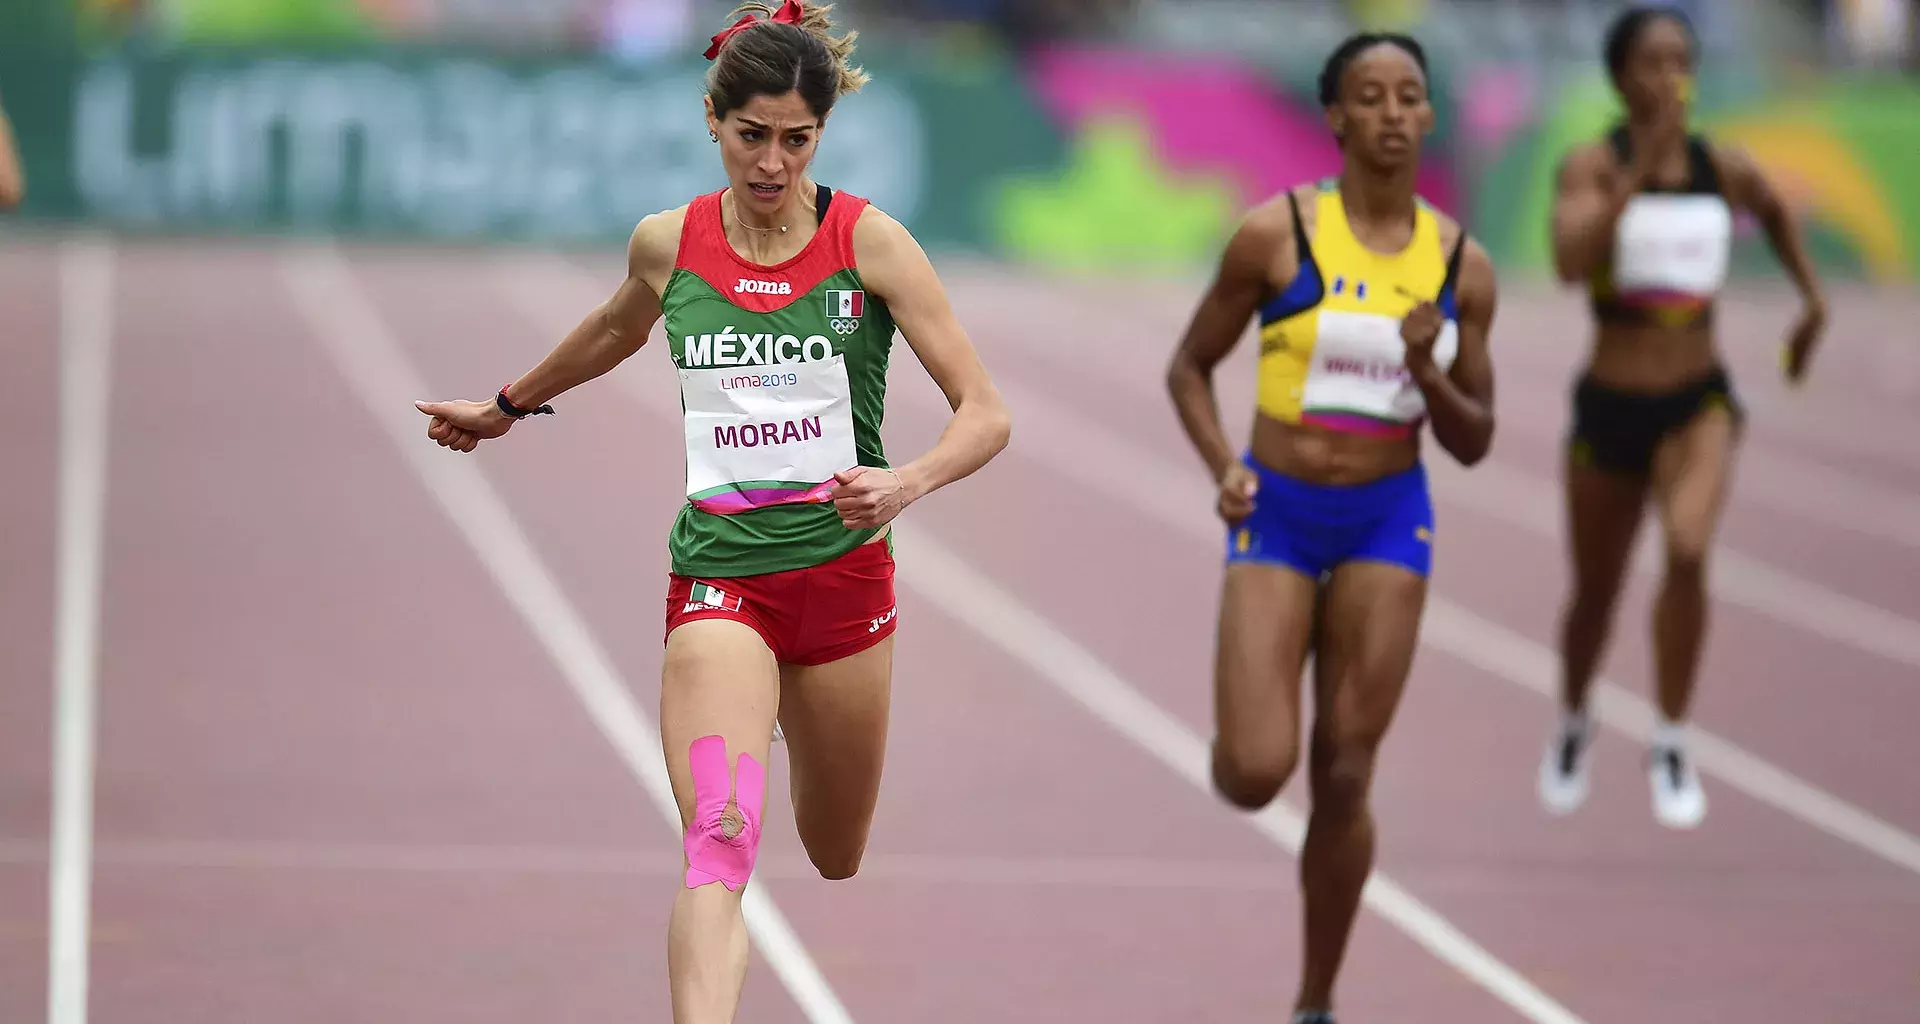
[664,538,898,666]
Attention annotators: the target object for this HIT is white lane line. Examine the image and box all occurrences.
[990,375,1920,881]
[276,242,856,1024]
[913,268,1920,667]
[513,249,1920,881]
[1423,457,1920,674]
[1485,382,1920,554]
[1417,603,1920,878]
[891,528,1589,1024]
[0,838,1296,890]
[494,255,1584,1024]
[48,235,115,1024]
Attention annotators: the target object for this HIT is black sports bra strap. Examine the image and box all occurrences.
[1285,189,1314,264]
[1441,225,1467,291]
[1603,124,1720,195]
[1607,124,1633,166]
[1684,136,1721,194]
[815,185,833,224]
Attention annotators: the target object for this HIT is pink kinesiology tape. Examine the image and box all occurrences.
[684,734,766,891]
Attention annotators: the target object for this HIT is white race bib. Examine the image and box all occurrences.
[679,354,859,515]
[1613,194,1732,298]
[1306,308,1460,425]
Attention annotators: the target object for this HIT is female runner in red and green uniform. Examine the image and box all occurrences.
[414,3,1011,1019]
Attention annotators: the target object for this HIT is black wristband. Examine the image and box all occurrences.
[496,388,554,419]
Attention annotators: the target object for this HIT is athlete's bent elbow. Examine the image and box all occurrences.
[1164,356,1184,397]
[975,388,1013,458]
[1445,428,1494,467]
[985,407,1012,462]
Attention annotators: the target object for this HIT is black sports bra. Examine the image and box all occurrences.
[1587,126,1733,329]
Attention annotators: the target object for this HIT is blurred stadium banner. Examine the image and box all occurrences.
[3,1,1917,283]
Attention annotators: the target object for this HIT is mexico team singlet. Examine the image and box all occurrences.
[658,185,897,578]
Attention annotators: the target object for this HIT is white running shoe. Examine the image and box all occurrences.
[1538,712,1593,815]
[1649,743,1706,829]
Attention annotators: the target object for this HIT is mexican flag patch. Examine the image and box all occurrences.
[825,289,865,318]
[689,583,743,612]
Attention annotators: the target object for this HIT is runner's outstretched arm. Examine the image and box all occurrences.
[832,207,1010,529]
[414,209,678,452]
[498,211,675,410]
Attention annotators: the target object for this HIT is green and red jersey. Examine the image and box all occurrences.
[658,187,898,578]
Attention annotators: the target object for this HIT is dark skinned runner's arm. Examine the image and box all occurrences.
[1405,238,1497,467]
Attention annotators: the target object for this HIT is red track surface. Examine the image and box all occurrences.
[4,233,1919,1023]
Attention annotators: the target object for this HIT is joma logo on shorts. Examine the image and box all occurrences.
[868,607,897,633]
[735,278,792,295]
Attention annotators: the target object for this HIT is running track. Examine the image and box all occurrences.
[4,231,1918,1023]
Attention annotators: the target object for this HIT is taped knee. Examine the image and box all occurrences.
[683,734,766,892]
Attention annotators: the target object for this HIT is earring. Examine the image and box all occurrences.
[710,130,719,142]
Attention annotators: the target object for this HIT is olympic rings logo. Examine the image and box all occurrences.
[830,318,861,336]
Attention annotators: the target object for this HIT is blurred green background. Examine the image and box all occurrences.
[3,0,1916,282]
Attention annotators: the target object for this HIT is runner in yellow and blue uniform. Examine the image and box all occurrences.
[1166,31,1500,1024]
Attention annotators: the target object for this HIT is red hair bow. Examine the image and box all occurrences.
[704,0,805,61]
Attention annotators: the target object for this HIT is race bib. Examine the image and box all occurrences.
[679,354,859,515]
[1307,308,1459,425]
[1613,194,1732,298]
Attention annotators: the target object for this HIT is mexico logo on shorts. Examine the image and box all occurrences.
[686,583,743,613]
[826,289,863,336]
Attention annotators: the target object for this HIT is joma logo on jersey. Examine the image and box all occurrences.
[681,329,835,368]
[735,278,792,296]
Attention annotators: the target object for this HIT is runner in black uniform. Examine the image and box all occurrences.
[1537,4,1826,829]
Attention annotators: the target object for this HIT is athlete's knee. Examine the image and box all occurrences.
[1308,720,1389,819]
[1663,535,1710,580]
[1565,563,1630,620]
[805,841,866,881]
[682,734,768,892]
[1211,736,1298,811]
[1308,743,1377,820]
[797,823,869,881]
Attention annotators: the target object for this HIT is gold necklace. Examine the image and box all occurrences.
[727,185,817,236]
